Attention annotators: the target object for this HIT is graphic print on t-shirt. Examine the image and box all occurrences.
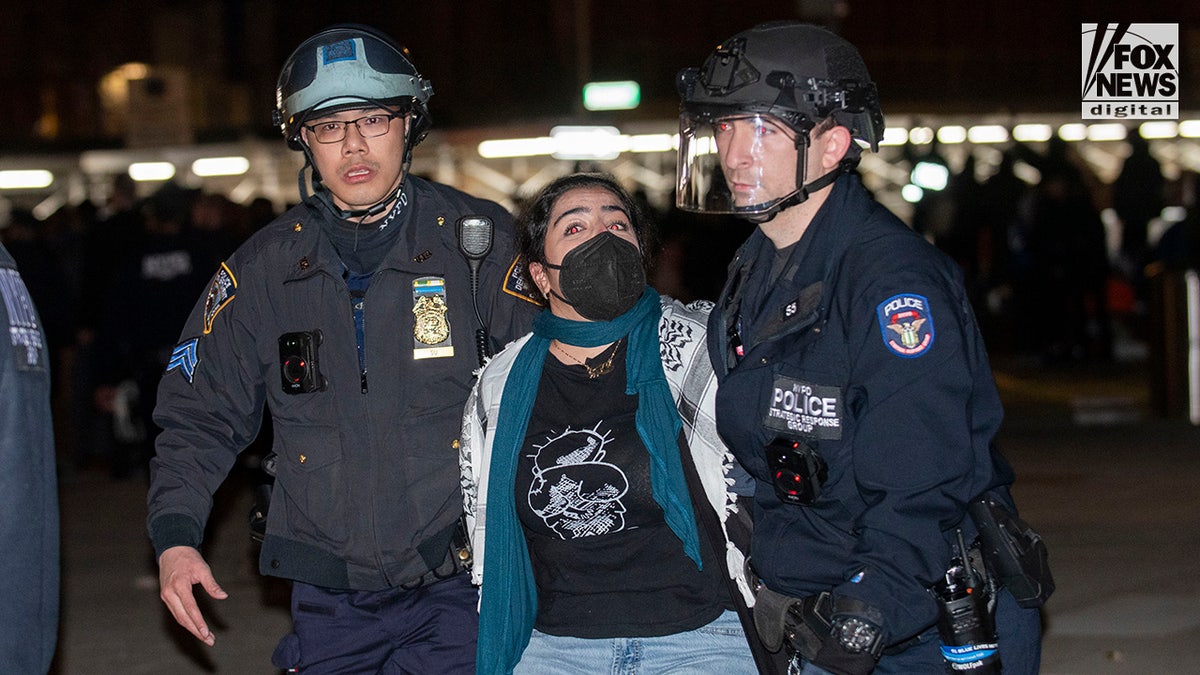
[526,423,630,539]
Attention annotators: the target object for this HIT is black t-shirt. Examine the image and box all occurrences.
[514,341,729,638]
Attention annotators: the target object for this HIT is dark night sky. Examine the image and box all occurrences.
[0,1,1197,148]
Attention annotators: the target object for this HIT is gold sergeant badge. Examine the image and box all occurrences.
[413,295,450,344]
[412,276,455,359]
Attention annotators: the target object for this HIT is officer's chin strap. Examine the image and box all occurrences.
[744,128,848,225]
[744,165,844,225]
[295,157,406,254]
[295,143,409,224]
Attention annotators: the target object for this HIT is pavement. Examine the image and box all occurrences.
[47,351,1200,674]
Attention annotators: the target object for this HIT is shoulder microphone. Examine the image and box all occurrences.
[457,216,494,365]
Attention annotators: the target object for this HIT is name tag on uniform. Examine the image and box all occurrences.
[764,375,843,440]
[412,276,454,360]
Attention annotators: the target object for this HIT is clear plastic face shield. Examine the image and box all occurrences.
[676,112,806,217]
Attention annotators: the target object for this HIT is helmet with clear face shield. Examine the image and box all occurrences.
[676,21,884,220]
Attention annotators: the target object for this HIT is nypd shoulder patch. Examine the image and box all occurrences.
[203,263,237,335]
[876,293,935,358]
[502,255,544,306]
[166,337,199,384]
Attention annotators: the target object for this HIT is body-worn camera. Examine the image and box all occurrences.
[279,330,326,394]
[765,437,828,505]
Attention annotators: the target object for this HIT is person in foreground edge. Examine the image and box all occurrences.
[147,24,538,672]
[0,241,60,675]
[460,173,762,674]
[675,21,1051,675]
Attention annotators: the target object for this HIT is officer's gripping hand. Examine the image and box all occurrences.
[158,545,228,646]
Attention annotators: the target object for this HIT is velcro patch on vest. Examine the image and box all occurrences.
[764,375,843,440]
[876,293,935,358]
[203,263,238,335]
[503,255,544,306]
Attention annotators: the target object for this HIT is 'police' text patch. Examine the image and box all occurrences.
[876,293,934,358]
[764,375,843,440]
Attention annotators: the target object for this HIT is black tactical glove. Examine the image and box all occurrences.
[808,612,885,675]
[807,631,879,675]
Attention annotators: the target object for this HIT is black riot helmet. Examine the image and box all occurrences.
[273,24,434,218]
[676,21,885,220]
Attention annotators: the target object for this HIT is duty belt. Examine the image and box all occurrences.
[746,560,919,660]
[398,517,474,591]
[397,547,465,591]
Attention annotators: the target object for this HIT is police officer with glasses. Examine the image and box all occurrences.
[147,24,538,672]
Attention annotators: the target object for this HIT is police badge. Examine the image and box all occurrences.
[414,295,450,344]
[412,276,454,359]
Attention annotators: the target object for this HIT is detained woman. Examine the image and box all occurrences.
[459,173,761,674]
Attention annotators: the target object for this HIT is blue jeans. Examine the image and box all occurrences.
[513,609,757,674]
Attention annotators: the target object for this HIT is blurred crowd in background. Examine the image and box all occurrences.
[4,130,1199,482]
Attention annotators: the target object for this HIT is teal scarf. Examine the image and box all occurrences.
[475,287,702,675]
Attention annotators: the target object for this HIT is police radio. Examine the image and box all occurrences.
[931,531,1000,673]
[457,215,494,366]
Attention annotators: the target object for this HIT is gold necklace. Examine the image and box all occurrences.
[552,338,623,379]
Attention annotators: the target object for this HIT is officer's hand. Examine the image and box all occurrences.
[158,546,228,646]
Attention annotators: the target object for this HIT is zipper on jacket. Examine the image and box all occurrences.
[346,271,371,394]
[351,289,368,393]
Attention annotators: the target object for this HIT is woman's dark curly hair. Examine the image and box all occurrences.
[515,173,656,302]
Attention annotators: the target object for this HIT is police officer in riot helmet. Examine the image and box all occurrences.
[274,24,433,221]
[148,24,538,672]
[678,21,1049,674]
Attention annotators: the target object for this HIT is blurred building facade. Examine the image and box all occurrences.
[2,1,1200,231]
[2,1,1198,147]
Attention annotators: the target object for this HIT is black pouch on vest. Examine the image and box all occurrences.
[968,495,1054,608]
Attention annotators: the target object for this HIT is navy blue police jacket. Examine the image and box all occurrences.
[708,173,1019,643]
[147,176,540,591]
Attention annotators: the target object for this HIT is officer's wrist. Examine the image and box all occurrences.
[149,513,204,558]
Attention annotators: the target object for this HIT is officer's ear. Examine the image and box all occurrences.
[814,125,853,172]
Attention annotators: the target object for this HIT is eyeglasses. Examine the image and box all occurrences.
[303,113,401,144]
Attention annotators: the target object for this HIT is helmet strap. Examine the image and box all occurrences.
[295,140,411,222]
[743,130,845,224]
